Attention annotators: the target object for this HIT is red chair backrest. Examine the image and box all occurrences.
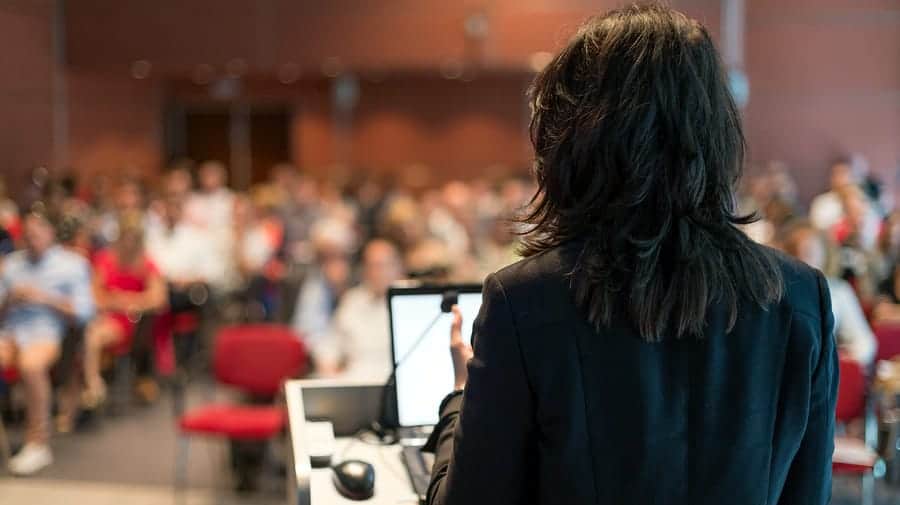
[873,322,900,362]
[213,324,307,397]
[835,356,866,423]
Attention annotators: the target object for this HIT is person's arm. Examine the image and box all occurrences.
[312,291,351,376]
[425,273,536,505]
[779,272,838,505]
[291,275,331,346]
[91,263,118,312]
[69,258,96,324]
[117,272,167,314]
[25,258,96,322]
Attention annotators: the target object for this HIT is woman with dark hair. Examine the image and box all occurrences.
[425,4,836,505]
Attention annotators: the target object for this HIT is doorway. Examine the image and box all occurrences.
[165,104,292,189]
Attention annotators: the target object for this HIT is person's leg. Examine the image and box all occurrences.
[18,340,60,446]
[0,336,16,460]
[0,337,16,370]
[0,331,16,456]
[8,339,60,475]
[83,316,123,402]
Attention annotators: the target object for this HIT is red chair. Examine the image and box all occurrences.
[872,322,900,362]
[0,366,17,463]
[175,324,307,492]
[1,366,19,385]
[832,356,882,505]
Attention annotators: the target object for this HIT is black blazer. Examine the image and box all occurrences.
[425,244,838,505]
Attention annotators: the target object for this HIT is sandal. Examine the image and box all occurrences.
[81,383,107,410]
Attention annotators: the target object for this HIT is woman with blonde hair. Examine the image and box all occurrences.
[81,212,166,409]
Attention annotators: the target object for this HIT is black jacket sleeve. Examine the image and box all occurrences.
[424,273,536,505]
[778,272,838,504]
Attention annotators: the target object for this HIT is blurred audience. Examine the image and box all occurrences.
[780,221,877,366]
[8,151,899,474]
[312,239,403,379]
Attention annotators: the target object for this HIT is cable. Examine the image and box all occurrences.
[375,289,459,441]
[393,311,444,369]
[374,310,444,440]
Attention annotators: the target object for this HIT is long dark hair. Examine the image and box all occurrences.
[521,3,783,340]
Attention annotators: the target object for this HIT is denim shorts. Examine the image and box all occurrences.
[0,321,64,349]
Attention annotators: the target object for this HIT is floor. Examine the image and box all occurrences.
[833,477,900,505]
[0,383,284,505]
[1,383,899,505]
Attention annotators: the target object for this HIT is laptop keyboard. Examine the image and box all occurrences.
[401,446,434,502]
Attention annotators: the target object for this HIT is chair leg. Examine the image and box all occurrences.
[861,471,875,505]
[109,355,133,415]
[174,435,190,499]
[0,416,10,464]
[171,371,187,419]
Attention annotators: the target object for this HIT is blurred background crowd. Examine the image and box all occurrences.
[741,155,898,369]
[0,160,532,479]
[2,151,900,454]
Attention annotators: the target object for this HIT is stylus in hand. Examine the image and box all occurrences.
[450,305,474,391]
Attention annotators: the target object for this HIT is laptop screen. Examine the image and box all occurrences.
[388,285,482,427]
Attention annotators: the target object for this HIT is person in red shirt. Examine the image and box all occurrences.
[82,212,166,407]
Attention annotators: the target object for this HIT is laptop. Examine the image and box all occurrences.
[294,379,384,437]
[387,284,483,502]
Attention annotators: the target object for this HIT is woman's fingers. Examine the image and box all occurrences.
[450,305,473,390]
[450,305,464,345]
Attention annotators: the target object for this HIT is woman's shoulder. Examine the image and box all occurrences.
[486,245,578,325]
[492,244,572,290]
[758,244,827,319]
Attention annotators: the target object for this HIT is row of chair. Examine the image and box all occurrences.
[833,320,900,505]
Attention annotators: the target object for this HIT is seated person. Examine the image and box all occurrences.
[0,210,94,475]
[873,211,900,324]
[81,212,166,408]
[781,222,877,366]
[234,189,285,320]
[146,193,217,300]
[872,263,900,325]
[831,185,884,299]
[291,218,353,347]
[145,193,217,371]
[810,158,856,231]
[313,239,403,379]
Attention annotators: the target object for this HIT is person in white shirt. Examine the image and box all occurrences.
[184,161,238,293]
[185,161,235,230]
[314,239,404,380]
[145,195,217,288]
[781,222,877,366]
[809,159,856,232]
